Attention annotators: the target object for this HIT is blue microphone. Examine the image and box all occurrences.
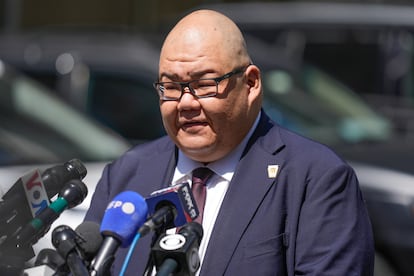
[90,191,148,276]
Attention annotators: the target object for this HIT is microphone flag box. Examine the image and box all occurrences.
[0,170,50,238]
[21,169,50,217]
[146,182,199,228]
[3,169,50,218]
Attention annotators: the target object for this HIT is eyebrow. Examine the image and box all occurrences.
[159,68,219,81]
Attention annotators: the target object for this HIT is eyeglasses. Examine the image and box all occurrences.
[153,64,251,101]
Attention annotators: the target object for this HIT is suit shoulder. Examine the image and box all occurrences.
[107,136,174,170]
[277,125,347,166]
[123,136,174,159]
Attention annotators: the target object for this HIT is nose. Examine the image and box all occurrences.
[178,86,201,110]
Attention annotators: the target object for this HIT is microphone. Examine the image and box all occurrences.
[139,182,199,236]
[41,159,87,198]
[151,222,204,276]
[14,179,88,248]
[90,191,148,276]
[75,221,103,262]
[0,159,86,273]
[0,169,50,262]
[52,225,89,276]
[0,159,87,218]
[0,159,87,246]
[27,222,102,276]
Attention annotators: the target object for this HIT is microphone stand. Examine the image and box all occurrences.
[89,236,119,276]
[66,252,89,276]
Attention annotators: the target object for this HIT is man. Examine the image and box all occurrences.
[85,9,374,275]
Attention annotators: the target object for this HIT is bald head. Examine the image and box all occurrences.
[160,9,251,70]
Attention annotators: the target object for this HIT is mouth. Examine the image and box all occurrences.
[180,121,208,132]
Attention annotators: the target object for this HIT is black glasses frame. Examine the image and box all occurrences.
[153,64,251,101]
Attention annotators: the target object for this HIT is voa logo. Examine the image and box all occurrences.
[107,200,136,215]
[22,169,49,216]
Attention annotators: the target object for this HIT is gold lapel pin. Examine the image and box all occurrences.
[267,165,280,178]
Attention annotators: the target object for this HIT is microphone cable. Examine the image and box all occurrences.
[119,232,141,276]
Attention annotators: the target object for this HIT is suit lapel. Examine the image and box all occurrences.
[200,113,285,275]
[132,139,178,197]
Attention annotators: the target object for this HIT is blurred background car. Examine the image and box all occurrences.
[0,58,131,261]
[1,27,413,275]
[0,30,165,145]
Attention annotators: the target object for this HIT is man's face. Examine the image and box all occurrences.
[156,14,263,163]
[158,43,252,163]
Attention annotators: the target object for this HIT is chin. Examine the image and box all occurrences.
[180,142,217,162]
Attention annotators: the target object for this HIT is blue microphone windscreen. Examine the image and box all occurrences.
[100,191,148,247]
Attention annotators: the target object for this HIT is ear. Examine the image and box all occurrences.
[245,64,262,101]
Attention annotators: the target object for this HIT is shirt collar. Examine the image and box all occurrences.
[173,111,261,183]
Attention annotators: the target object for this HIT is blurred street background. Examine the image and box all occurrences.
[1,1,414,276]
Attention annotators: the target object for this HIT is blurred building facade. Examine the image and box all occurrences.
[3,0,414,34]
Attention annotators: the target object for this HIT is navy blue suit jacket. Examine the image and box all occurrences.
[85,111,374,275]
